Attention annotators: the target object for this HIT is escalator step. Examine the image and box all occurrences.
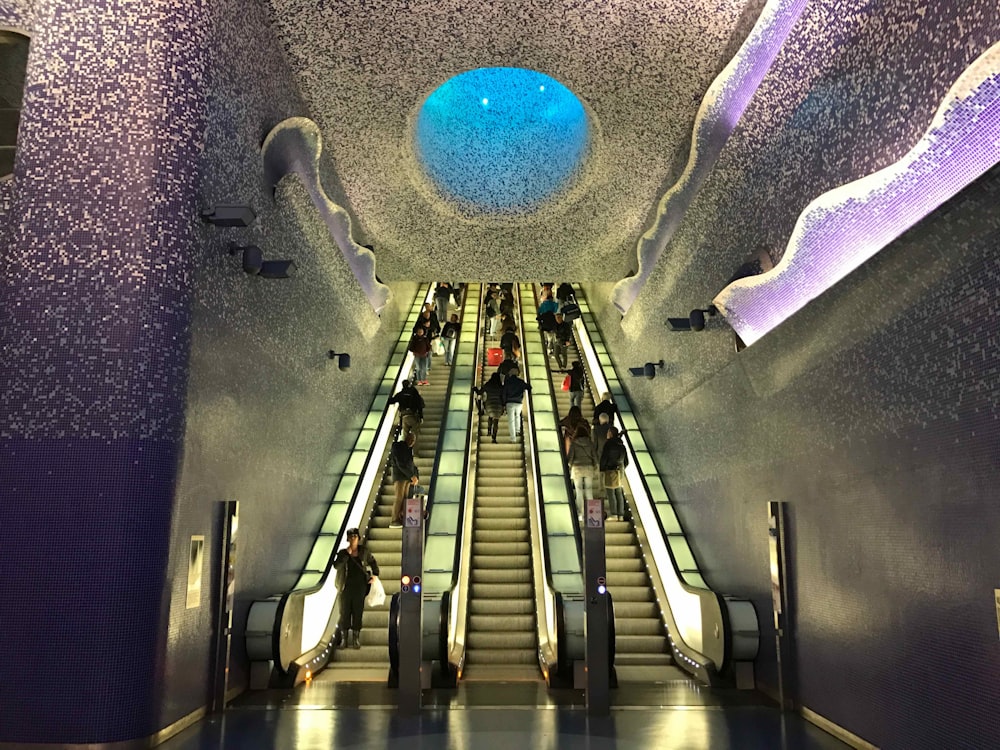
[475,506,526,519]
[613,602,659,618]
[469,614,535,632]
[474,518,528,532]
[605,558,644,572]
[469,599,534,615]
[464,649,538,665]
[605,546,641,559]
[614,652,673,666]
[471,554,529,569]
[472,529,529,543]
[467,632,537,649]
[471,568,531,584]
[615,634,671,654]
[469,582,533,599]
[605,572,649,586]
[615,618,666,636]
[474,493,527,505]
[472,541,530,555]
[605,587,655,602]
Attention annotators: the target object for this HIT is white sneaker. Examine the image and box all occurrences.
[389,521,402,528]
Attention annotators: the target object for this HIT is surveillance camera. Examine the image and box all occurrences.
[628,360,664,379]
[689,306,718,332]
[328,351,351,371]
[241,245,264,275]
[203,205,257,227]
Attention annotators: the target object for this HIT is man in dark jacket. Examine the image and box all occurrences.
[497,352,520,383]
[499,325,520,361]
[593,392,616,427]
[409,327,432,385]
[389,433,419,528]
[388,380,424,445]
[600,426,630,520]
[502,368,531,443]
[553,313,573,369]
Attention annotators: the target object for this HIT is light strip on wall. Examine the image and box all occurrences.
[715,42,1000,346]
[612,0,808,315]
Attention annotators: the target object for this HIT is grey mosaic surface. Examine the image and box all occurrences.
[266,0,749,281]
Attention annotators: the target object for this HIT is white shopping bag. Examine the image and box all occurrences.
[365,576,386,607]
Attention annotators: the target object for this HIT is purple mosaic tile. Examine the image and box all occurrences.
[716,45,1000,345]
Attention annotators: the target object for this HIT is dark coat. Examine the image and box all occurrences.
[389,386,424,418]
[554,320,574,344]
[390,439,419,482]
[567,436,598,467]
[600,437,629,472]
[334,544,380,592]
[502,375,530,404]
[476,374,505,418]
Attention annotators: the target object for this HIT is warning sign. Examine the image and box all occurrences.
[405,497,422,528]
[586,499,603,528]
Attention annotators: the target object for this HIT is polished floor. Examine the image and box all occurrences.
[160,672,851,750]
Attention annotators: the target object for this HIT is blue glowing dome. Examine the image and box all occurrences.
[415,68,589,212]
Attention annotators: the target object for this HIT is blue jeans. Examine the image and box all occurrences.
[506,401,523,441]
[414,354,430,382]
[444,337,456,365]
[569,389,583,410]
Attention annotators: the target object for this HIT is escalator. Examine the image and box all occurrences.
[326,369,449,672]
[462,295,538,679]
[537,285,672,678]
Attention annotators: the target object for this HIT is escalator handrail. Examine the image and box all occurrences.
[515,283,564,677]
[443,284,489,677]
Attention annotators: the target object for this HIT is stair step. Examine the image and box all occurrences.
[467,632,537,650]
[615,634,671,654]
[469,598,534,615]
[469,582,533,599]
[464,649,537,665]
[472,568,531,584]
[469,614,535,632]
[473,529,529,543]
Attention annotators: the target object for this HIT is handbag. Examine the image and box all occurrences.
[561,374,571,391]
[432,338,445,356]
[365,576,386,607]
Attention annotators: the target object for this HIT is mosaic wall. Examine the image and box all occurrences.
[623,0,1000,344]
[587,134,1000,750]
[0,0,413,742]
[0,0,208,742]
[161,0,415,734]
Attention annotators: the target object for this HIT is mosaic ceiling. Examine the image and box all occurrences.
[266,0,1000,323]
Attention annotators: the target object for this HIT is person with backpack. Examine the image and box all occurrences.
[388,379,424,445]
[600,425,630,521]
[559,360,586,410]
[567,422,598,520]
[552,312,573,369]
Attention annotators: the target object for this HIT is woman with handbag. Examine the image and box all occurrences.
[334,528,380,649]
[559,360,586,410]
